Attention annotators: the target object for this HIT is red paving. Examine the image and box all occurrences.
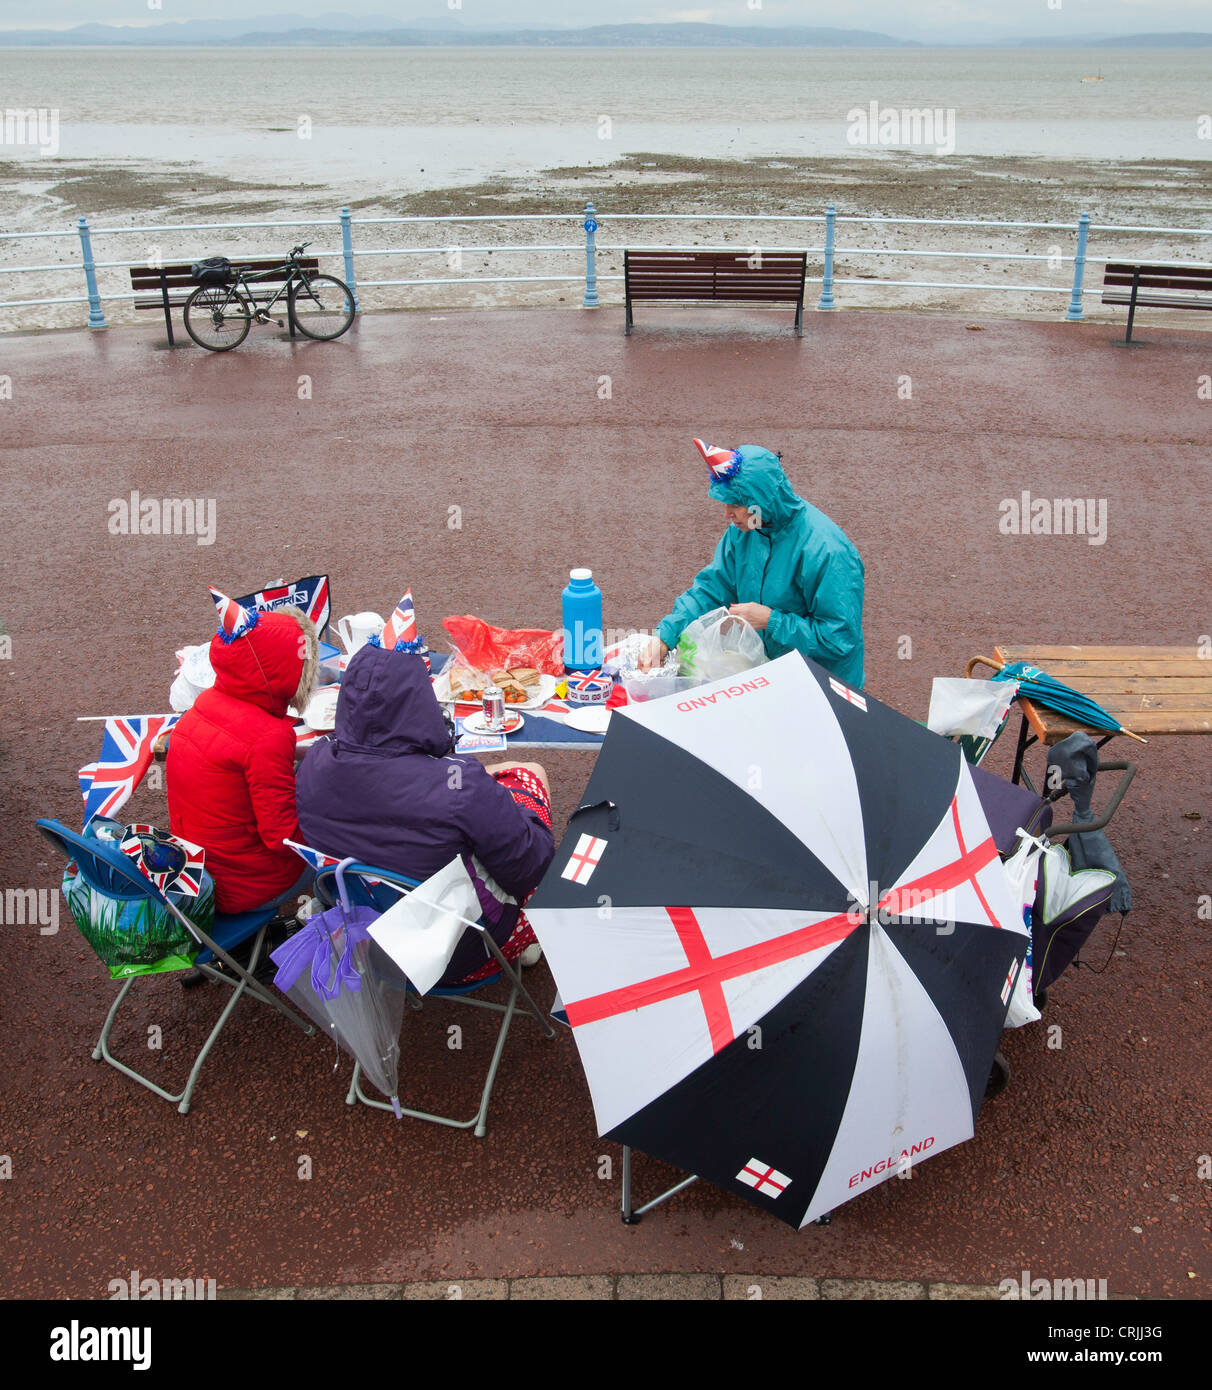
[1,305,1209,1298]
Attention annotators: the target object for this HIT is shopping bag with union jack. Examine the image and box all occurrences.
[235,575,331,639]
[526,651,1029,1228]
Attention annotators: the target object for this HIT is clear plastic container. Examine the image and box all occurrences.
[621,672,702,703]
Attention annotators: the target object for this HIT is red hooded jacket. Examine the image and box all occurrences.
[167,612,308,913]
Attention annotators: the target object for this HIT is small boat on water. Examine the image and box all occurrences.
[1080,71,1104,82]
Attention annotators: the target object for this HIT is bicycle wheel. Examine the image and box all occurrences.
[183,284,252,352]
[290,274,356,340]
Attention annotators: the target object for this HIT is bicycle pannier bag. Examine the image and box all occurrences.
[190,256,234,287]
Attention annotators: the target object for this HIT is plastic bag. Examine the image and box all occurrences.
[170,642,216,712]
[676,607,767,682]
[927,677,1018,766]
[63,862,209,979]
[443,616,564,677]
[1000,831,1044,1028]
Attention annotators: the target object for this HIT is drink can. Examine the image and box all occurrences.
[482,685,505,731]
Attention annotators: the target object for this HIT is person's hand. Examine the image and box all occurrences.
[729,603,772,631]
[638,635,668,671]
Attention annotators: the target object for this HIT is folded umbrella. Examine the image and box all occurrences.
[527,653,1029,1228]
[991,661,1144,741]
[271,859,409,1116]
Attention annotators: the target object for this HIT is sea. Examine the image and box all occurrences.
[1,45,1209,199]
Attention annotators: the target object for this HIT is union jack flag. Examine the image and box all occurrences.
[283,838,343,872]
[236,575,331,638]
[78,714,179,827]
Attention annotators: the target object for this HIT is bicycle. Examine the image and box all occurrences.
[183,243,356,352]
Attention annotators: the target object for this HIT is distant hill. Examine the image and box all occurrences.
[1,20,1208,48]
[1016,30,1212,47]
[0,21,915,48]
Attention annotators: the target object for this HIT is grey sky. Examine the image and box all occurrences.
[2,0,1209,37]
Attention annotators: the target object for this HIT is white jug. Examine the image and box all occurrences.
[336,611,384,655]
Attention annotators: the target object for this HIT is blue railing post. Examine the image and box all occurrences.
[77,215,106,329]
[339,206,361,313]
[1066,211,1090,321]
[582,202,600,308]
[818,203,836,310]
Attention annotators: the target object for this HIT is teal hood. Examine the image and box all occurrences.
[707,445,803,532]
[659,444,866,687]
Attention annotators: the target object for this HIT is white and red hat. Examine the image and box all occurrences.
[694,437,743,484]
[208,586,258,643]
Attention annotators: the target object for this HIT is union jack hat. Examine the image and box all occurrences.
[208,586,259,643]
[694,437,742,483]
[369,589,429,663]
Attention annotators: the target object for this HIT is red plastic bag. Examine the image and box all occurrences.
[442,616,564,677]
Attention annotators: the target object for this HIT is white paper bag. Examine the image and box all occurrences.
[367,857,482,996]
[927,677,1018,739]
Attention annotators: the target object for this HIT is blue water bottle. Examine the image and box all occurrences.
[562,567,603,673]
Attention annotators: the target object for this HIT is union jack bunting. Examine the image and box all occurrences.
[235,575,331,637]
[693,437,742,483]
[78,714,179,826]
[119,824,207,898]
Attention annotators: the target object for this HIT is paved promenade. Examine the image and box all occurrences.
[1,304,1207,1298]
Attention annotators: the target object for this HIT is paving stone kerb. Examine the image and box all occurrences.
[221,1277,1005,1300]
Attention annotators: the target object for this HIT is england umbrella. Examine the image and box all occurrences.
[526,652,1029,1228]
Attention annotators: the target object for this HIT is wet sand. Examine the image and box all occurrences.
[2,152,1209,333]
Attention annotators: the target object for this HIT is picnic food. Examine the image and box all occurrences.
[449,665,541,704]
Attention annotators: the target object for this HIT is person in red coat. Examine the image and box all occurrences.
[168,590,318,914]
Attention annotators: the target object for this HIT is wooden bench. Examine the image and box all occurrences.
[1101,262,1212,345]
[129,257,320,346]
[624,250,808,337]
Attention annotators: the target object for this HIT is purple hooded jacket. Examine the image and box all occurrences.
[295,646,554,980]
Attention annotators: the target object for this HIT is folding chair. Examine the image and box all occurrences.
[314,861,555,1137]
[37,819,314,1114]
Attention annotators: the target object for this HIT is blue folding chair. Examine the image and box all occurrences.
[37,819,314,1114]
[314,861,555,1137]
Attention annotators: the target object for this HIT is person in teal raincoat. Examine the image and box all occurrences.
[640,439,866,687]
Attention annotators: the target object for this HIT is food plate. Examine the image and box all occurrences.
[461,710,525,736]
[432,668,556,711]
[302,685,340,731]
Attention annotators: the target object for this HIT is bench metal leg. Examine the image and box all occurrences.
[160,276,175,346]
[624,295,633,336]
[795,294,804,338]
[1113,268,1145,348]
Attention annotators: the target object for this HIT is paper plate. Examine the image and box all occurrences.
[563,706,611,734]
[461,710,525,736]
[302,685,340,731]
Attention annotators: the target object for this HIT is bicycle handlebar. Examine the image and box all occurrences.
[290,241,312,257]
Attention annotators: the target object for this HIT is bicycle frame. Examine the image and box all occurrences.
[214,257,317,317]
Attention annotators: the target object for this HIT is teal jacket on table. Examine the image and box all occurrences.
[657,446,866,688]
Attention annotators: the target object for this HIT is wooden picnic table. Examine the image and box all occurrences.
[967,643,1212,785]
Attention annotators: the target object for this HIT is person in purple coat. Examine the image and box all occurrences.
[295,644,554,986]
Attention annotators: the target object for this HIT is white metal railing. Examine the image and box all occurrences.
[1,203,1209,328]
